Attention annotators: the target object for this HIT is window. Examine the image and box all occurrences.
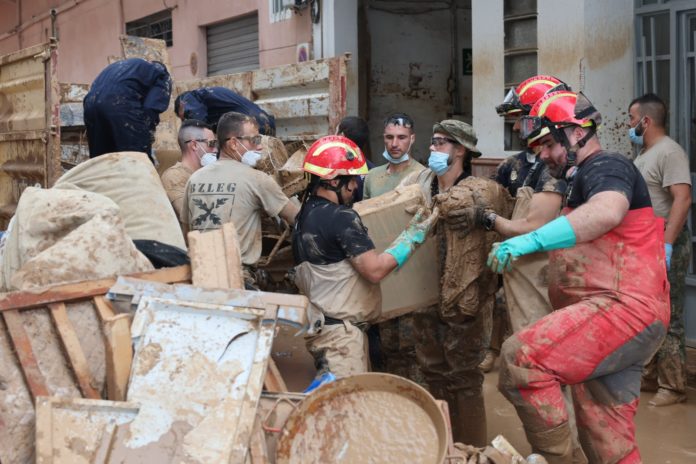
[503,0,537,151]
[269,0,293,23]
[126,10,173,47]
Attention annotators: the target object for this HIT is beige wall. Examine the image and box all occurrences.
[0,0,312,84]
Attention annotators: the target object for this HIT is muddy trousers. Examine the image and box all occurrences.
[643,226,692,394]
[378,314,425,385]
[413,305,489,446]
[305,322,368,379]
[498,296,667,464]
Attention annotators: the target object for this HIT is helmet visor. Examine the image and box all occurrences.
[518,115,545,141]
[574,92,602,127]
[495,87,523,115]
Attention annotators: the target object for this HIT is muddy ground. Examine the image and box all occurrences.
[483,363,696,462]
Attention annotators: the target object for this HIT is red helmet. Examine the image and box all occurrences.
[520,90,602,146]
[303,135,368,179]
[496,75,570,116]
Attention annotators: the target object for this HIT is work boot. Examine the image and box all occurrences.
[525,422,574,464]
[451,390,487,447]
[648,388,687,407]
[479,350,498,373]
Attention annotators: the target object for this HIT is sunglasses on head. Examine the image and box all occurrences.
[385,116,414,128]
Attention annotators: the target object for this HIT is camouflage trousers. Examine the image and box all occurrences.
[644,226,692,393]
[413,300,492,396]
[378,315,426,386]
[487,288,511,355]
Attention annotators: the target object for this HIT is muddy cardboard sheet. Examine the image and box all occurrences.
[353,184,440,321]
[121,295,276,463]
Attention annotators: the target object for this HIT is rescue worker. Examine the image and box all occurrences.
[492,90,670,463]
[361,113,426,383]
[182,111,298,285]
[175,87,275,135]
[629,93,692,406]
[448,75,569,371]
[399,120,490,446]
[84,58,172,161]
[160,119,217,225]
[292,135,438,380]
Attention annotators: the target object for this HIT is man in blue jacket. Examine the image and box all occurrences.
[84,58,172,161]
[175,87,275,135]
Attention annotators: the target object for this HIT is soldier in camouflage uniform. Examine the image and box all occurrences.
[401,120,491,446]
[629,93,693,406]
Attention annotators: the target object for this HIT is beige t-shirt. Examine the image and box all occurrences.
[634,136,691,218]
[183,159,289,265]
[160,161,194,224]
[363,159,426,199]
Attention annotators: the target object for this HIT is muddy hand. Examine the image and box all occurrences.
[487,242,511,273]
[408,206,439,242]
[446,206,487,236]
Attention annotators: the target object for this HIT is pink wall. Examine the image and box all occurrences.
[0,0,312,84]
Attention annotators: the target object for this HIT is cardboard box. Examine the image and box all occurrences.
[353,184,440,322]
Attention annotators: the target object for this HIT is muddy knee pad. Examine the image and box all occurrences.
[305,323,368,378]
[497,334,524,399]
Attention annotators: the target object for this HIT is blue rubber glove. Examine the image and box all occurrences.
[385,207,439,268]
[665,243,673,272]
[487,216,577,273]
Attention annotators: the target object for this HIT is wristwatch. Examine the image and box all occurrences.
[483,212,497,231]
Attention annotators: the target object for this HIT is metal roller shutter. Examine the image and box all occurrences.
[206,14,260,76]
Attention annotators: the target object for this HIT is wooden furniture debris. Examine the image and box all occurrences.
[353,184,441,321]
[35,397,139,464]
[188,223,244,290]
[118,287,295,463]
[0,265,189,464]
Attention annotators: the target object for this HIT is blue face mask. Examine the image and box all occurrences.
[428,151,450,176]
[628,119,644,146]
[382,149,410,164]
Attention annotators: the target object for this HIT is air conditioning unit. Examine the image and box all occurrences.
[283,0,309,10]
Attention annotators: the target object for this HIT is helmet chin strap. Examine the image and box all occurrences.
[321,177,352,206]
[552,125,595,178]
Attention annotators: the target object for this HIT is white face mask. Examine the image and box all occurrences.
[200,152,217,166]
[241,150,263,167]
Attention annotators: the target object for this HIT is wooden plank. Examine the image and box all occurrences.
[102,313,132,402]
[0,265,191,312]
[263,357,288,393]
[48,303,100,399]
[188,223,244,290]
[93,296,132,401]
[2,309,49,400]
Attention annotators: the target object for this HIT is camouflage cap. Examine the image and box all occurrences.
[432,119,482,157]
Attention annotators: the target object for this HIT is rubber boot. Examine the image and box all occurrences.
[525,422,574,464]
[450,390,487,447]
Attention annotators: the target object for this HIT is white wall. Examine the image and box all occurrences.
[473,0,634,158]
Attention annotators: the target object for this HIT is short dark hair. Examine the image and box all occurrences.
[177,120,210,151]
[337,116,370,153]
[217,111,257,142]
[629,93,667,128]
[383,112,414,131]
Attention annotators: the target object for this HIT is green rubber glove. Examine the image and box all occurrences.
[487,215,577,273]
[385,207,440,268]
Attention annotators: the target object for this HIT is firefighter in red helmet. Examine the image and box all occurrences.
[292,135,438,381]
[490,91,670,463]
